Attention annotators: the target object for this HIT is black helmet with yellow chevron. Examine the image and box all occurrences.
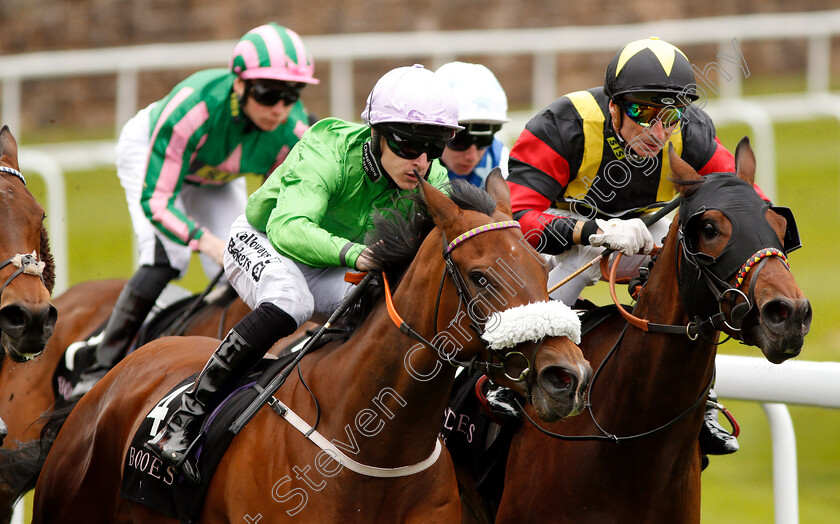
[604,37,697,105]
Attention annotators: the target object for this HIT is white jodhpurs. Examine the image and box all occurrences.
[223,215,355,327]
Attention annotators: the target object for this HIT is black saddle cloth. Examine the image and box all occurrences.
[119,327,343,523]
[119,352,297,523]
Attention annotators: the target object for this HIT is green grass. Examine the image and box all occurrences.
[20,118,840,523]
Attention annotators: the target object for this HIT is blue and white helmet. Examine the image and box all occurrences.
[435,61,508,124]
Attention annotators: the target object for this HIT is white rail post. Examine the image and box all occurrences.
[1,77,22,136]
[762,403,799,524]
[329,59,354,122]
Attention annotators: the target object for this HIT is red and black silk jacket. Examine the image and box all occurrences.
[507,87,742,255]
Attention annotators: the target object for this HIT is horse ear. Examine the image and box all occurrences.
[418,176,464,231]
[484,167,513,218]
[0,125,19,170]
[668,142,702,195]
[734,136,756,186]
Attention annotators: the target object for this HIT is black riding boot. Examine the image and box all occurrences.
[699,388,739,456]
[146,303,297,482]
[70,265,175,399]
[145,329,257,482]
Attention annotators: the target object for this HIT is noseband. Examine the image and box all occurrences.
[382,220,579,385]
[678,242,789,340]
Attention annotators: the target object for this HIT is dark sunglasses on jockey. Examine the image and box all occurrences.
[248,81,305,107]
[447,123,503,151]
[380,123,456,160]
[622,97,685,128]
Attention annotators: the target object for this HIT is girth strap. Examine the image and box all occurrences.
[260,390,442,478]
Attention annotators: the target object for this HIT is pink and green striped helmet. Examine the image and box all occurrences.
[230,23,319,84]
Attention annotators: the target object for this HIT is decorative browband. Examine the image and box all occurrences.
[445,220,520,254]
[0,166,26,185]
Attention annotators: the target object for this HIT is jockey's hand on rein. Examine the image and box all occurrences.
[588,218,654,257]
[355,246,381,271]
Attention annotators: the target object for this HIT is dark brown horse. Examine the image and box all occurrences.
[32,175,592,522]
[485,139,811,524]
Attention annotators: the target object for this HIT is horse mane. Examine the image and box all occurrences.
[40,225,56,295]
[339,180,497,330]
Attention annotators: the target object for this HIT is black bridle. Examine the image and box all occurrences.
[519,175,800,442]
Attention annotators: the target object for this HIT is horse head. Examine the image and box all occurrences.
[669,138,811,363]
[0,126,57,362]
[413,171,592,421]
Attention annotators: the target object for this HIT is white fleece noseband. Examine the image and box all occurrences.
[481,300,582,350]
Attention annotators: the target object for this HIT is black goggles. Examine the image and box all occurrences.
[383,130,448,160]
[248,81,305,107]
[447,123,502,151]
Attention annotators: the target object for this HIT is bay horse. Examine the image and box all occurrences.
[0,123,57,520]
[0,125,56,363]
[31,175,591,523]
[485,139,811,524]
[0,278,295,521]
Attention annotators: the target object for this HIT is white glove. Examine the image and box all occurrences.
[588,218,654,256]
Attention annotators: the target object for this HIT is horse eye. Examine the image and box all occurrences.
[700,221,718,240]
[470,271,488,288]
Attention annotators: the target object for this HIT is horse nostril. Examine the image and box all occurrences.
[539,365,575,394]
[0,304,56,338]
[0,305,28,337]
[762,299,791,326]
[798,299,813,334]
[39,304,58,336]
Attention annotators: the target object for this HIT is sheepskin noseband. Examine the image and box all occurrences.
[481,300,581,350]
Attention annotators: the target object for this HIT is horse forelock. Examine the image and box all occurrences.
[40,225,55,295]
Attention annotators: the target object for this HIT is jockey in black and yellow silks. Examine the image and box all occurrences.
[507,37,763,458]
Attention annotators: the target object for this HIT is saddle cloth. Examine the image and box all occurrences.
[119,353,295,524]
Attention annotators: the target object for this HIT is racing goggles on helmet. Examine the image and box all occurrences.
[380,124,456,160]
[447,123,503,151]
[249,81,305,106]
[622,99,685,128]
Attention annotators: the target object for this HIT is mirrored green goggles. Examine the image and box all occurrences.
[622,101,685,128]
